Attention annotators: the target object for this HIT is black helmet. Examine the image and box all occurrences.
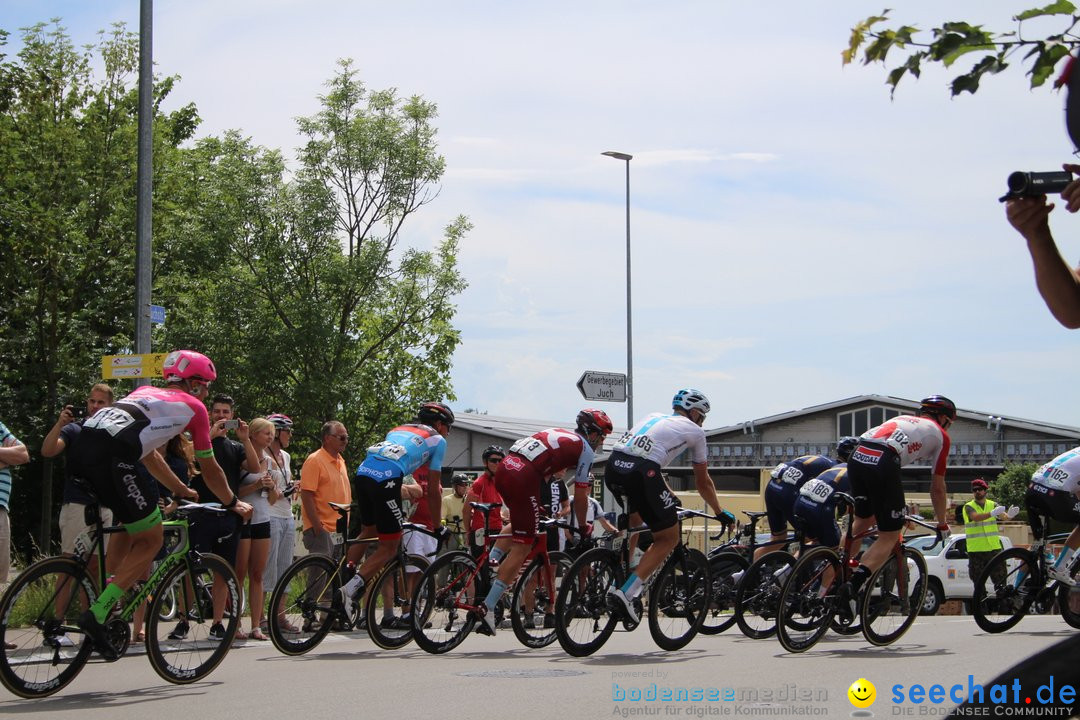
[836,436,859,462]
[481,445,505,461]
[919,395,957,422]
[452,473,472,485]
[417,402,455,427]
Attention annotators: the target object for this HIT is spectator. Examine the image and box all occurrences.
[264,413,296,632]
[441,474,471,551]
[962,478,1017,590]
[235,418,277,640]
[40,383,114,564]
[464,445,507,558]
[299,421,351,559]
[568,493,618,544]
[0,418,30,588]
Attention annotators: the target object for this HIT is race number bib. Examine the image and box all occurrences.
[83,407,135,437]
[799,478,833,504]
[620,433,654,458]
[368,441,407,461]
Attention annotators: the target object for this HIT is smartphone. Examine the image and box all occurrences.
[221,419,239,430]
[68,404,86,419]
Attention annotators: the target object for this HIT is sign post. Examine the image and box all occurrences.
[576,371,627,402]
[102,353,167,380]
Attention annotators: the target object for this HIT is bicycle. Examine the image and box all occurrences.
[775,492,935,653]
[0,498,241,698]
[409,502,576,653]
[971,522,1080,633]
[553,507,713,657]
[267,502,442,654]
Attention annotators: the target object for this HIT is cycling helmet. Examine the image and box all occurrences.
[162,350,217,383]
[919,395,957,421]
[452,473,472,485]
[417,401,455,427]
[576,408,614,436]
[836,436,859,462]
[267,413,293,431]
[971,478,988,490]
[673,388,711,416]
[481,445,505,461]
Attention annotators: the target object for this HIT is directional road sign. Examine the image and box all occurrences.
[576,370,626,402]
[101,353,167,380]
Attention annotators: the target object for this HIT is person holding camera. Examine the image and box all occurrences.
[234,417,279,640]
[263,413,297,631]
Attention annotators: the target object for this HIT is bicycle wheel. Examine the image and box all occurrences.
[411,551,479,654]
[554,548,621,657]
[735,551,795,640]
[510,551,571,648]
[776,546,842,654]
[972,548,1038,634]
[0,557,96,698]
[699,551,747,635]
[648,547,710,651]
[145,553,240,684]
[860,547,926,646]
[365,554,429,650]
[267,554,337,655]
[1059,585,1080,629]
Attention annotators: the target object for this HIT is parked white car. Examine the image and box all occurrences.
[904,533,1014,615]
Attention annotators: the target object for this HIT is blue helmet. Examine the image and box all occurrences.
[836,436,859,462]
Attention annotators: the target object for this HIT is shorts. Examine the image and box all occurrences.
[72,427,160,527]
[846,442,906,533]
[603,451,678,532]
[402,527,437,572]
[493,454,543,543]
[189,511,241,566]
[353,470,404,538]
[791,496,841,547]
[59,502,113,554]
[240,520,271,540]
[1025,483,1080,539]
[764,481,798,535]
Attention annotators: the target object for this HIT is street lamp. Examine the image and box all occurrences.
[602,150,633,428]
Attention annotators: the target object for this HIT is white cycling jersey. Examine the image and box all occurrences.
[613,412,707,466]
[859,415,949,474]
[1031,446,1080,494]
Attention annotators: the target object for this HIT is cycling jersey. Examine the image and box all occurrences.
[83,385,213,459]
[792,465,850,547]
[858,415,949,475]
[1031,446,1080,494]
[764,455,836,534]
[355,423,447,483]
[507,428,594,486]
[613,412,707,466]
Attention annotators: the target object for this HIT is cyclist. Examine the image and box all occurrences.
[338,402,454,622]
[463,445,508,557]
[476,409,613,634]
[839,395,955,617]
[1026,446,1080,584]
[790,455,853,551]
[603,389,735,623]
[72,350,253,657]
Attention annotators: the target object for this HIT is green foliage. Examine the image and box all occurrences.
[845,6,1080,96]
[989,461,1039,511]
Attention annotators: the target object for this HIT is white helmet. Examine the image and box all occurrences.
[673,388,710,415]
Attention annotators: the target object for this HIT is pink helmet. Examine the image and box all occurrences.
[162,350,217,383]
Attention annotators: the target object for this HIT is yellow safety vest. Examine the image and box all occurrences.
[964,499,1002,552]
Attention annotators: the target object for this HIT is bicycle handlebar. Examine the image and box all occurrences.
[173,500,227,515]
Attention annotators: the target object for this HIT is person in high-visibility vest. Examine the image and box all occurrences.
[962,478,1019,586]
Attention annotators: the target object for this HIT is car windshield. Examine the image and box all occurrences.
[904,534,944,556]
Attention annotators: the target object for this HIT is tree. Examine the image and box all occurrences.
[845,3,1080,96]
[989,461,1038,514]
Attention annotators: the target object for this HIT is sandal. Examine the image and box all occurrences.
[233,628,248,641]
[132,631,146,644]
[277,616,300,633]
[249,628,269,641]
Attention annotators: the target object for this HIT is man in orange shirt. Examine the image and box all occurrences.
[299,421,351,558]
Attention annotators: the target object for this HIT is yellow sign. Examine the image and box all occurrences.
[101,353,167,380]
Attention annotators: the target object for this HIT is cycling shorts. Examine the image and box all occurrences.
[493,454,543,543]
[74,426,161,528]
[1025,482,1080,539]
[603,451,678,532]
[353,471,404,539]
[846,441,906,533]
[791,496,841,547]
[764,480,798,535]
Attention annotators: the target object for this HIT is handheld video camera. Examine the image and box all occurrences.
[999,171,1074,202]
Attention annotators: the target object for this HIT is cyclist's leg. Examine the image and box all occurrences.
[758,482,792,563]
[342,472,402,613]
[612,460,677,607]
[482,464,542,632]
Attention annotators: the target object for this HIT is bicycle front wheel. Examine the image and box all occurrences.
[861,547,926,646]
[145,553,240,684]
[365,554,429,650]
[411,552,479,654]
[699,551,748,635]
[554,548,621,657]
[510,552,571,648]
[648,547,710,651]
[267,554,338,656]
[735,551,795,640]
[1058,584,1080,629]
[0,556,96,698]
[776,546,842,654]
[972,548,1038,634]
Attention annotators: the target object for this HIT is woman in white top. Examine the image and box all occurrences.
[264,413,297,631]
[235,418,279,640]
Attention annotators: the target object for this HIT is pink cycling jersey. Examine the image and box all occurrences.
[83,385,213,459]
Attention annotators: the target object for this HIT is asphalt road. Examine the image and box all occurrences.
[1,614,1075,719]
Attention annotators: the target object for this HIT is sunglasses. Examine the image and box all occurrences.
[487,457,503,464]
[333,434,349,442]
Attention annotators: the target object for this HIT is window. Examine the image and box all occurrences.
[763,446,772,457]
[837,405,904,438]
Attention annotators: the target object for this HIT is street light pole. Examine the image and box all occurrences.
[602,151,633,429]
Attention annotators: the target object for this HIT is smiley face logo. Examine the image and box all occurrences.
[848,678,876,708]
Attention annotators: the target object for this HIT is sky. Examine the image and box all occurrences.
[5,1,1080,431]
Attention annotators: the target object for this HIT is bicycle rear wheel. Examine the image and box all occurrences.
[648,547,710,651]
[0,557,96,698]
[972,548,1038,634]
[365,554,429,650]
[861,547,926,646]
[145,553,240,684]
[267,554,337,655]
[554,548,621,657]
[735,551,795,640]
[411,552,479,654]
[1058,585,1080,629]
[776,546,842,654]
[699,551,747,635]
[510,552,571,648]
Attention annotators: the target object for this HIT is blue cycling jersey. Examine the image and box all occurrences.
[356,423,447,483]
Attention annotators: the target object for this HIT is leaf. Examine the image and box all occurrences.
[942,43,998,68]
[1029,43,1071,87]
[1015,1,1077,21]
[843,11,893,65]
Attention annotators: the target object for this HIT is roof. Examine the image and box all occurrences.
[454,412,625,454]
